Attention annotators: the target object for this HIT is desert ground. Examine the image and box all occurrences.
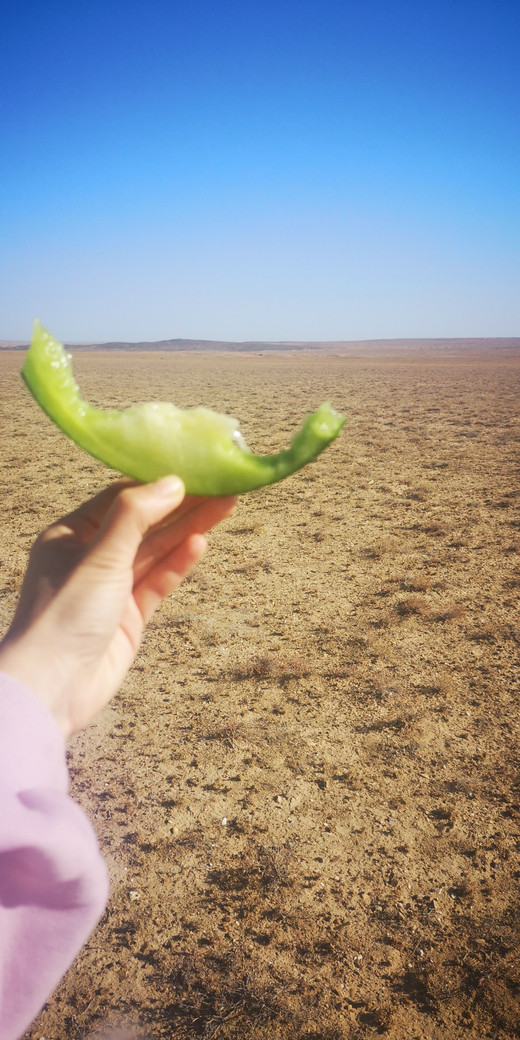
[0,343,519,1040]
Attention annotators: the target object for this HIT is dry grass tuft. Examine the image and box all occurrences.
[229,522,264,536]
[431,603,467,623]
[231,655,277,680]
[415,520,450,537]
[155,945,294,1036]
[229,653,353,684]
[207,841,297,898]
[360,538,395,560]
[395,596,429,618]
[203,718,245,750]
[231,655,313,682]
[467,624,499,644]
[398,573,432,593]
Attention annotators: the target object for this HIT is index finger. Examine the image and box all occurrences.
[60,478,138,535]
[60,480,205,539]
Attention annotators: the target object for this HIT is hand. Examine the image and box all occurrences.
[0,477,236,737]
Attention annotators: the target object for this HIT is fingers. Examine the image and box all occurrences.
[66,480,205,535]
[59,478,232,546]
[133,495,237,583]
[60,478,140,536]
[87,477,187,571]
[133,533,207,624]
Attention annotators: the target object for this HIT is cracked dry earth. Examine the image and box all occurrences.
[0,343,519,1040]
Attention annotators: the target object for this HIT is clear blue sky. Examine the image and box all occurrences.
[1,0,519,341]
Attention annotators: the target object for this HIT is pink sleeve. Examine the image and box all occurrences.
[0,673,109,1040]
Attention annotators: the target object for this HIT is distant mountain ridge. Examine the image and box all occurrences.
[2,337,519,353]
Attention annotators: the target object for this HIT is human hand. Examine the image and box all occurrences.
[0,477,236,737]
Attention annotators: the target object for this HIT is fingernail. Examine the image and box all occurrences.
[154,475,184,498]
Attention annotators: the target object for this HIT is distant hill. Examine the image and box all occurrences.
[2,337,519,353]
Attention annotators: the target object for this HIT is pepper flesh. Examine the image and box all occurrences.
[22,321,345,496]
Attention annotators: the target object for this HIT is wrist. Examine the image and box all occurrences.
[0,631,72,738]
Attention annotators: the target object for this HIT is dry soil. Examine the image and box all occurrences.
[0,345,519,1040]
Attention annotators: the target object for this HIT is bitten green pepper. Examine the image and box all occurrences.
[22,321,345,495]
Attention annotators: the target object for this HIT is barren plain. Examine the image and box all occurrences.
[0,344,519,1040]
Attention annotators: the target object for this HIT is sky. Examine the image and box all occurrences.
[1,0,519,341]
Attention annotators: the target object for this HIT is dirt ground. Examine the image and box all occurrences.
[1,344,519,1040]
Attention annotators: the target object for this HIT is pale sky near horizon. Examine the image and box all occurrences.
[1,0,519,342]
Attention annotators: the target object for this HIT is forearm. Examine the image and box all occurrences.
[0,673,109,1040]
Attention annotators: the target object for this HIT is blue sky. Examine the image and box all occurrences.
[1,0,519,341]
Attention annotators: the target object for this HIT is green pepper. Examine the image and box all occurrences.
[21,321,345,496]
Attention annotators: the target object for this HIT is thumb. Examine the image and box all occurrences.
[87,476,186,570]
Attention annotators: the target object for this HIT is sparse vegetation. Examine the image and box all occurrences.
[430,602,467,622]
[2,344,518,1040]
[395,595,429,617]
[231,654,313,681]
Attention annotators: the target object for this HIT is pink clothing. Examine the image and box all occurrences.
[0,672,109,1040]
